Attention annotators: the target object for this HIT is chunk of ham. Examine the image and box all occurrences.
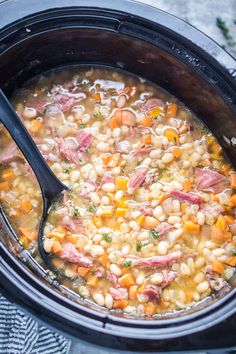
[170,190,202,205]
[76,130,92,151]
[143,285,161,302]
[133,251,181,269]
[59,243,92,267]
[25,99,48,114]
[62,215,86,234]
[128,167,148,189]
[80,182,96,197]
[132,147,153,158]
[108,272,119,287]
[160,270,178,287]
[57,137,86,164]
[156,222,174,236]
[100,172,114,184]
[140,98,164,112]
[195,168,229,193]
[110,287,128,300]
[50,90,86,113]
[0,142,20,164]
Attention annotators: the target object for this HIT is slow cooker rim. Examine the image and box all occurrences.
[0,0,236,341]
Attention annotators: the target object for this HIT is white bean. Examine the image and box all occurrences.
[117,95,127,108]
[102,183,116,192]
[153,205,163,219]
[91,245,104,257]
[157,241,168,255]
[196,282,209,294]
[23,107,37,119]
[105,294,113,309]
[161,152,174,164]
[110,263,122,276]
[93,293,105,306]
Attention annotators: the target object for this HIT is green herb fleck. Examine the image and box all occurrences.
[103,233,112,243]
[123,260,132,267]
[79,123,86,128]
[136,241,142,252]
[150,229,160,239]
[63,168,70,174]
[87,204,97,213]
[232,250,236,256]
[74,208,81,217]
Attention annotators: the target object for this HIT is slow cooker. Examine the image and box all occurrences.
[0,0,236,352]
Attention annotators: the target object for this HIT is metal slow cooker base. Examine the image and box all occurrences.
[0,0,236,351]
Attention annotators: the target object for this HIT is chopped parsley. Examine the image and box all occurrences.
[63,168,70,174]
[87,204,97,213]
[73,208,81,217]
[232,250,236,256]
[136,241,142,252]
[79,123,86,128]
[123,260,132,267]
[150,229,160,239]
[103,233,112,243]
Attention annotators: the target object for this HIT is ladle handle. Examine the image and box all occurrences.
[0,89,65,200]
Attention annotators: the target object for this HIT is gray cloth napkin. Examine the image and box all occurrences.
[0,294,71,354]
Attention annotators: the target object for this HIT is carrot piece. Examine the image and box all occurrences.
[226,256,236,267]
[181,203,188,213]
[115,176,128,191]
[171,147,182,158]
[230,194,236,207]
[99,252,109,267]
[93,216,103,228]
[30,118,43,134]
[102,153,112,165]
[129,285,138,300]
[118,273,136,288]
[49,226,66,240]
[19,227,37,241]
[211,225,232,243]
[224,215,235,225]
[211,261,225,274]
[87,275,99,287]
[66,234,78,244]
[113,299,128,309]
[139,116,153,127]
[2,168,15,180]
[142,134,152,145]
[158,194,168,204]
[230,172,236,189]
[184,221,200,234]
[164,128,179,143]
[117,196,128,208]
[145,302,156,316]
[109,110,122,129]
[0,181,10,191]
[147,107,163,118]
[78,267,91,277]
[136,214,145,226]
[116,208,128,217]
[93,92,101,101]
[20,200,33,213]
[210,143,222,155]
[52,240,62,254]
[183,180,192,192]
[215,215,227,231]
[219,164,231,175]
[107,153,120,168]
[166,103,177,118]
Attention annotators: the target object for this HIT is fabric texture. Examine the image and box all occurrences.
[0,294,71,354]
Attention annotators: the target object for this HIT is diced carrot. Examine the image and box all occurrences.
[230,194,236,207]
[215,215,227,231]
[66,234,78,244]
[93,92,101,101]
[221,200,233,212]
[184,221,200,234]
[19,227,37,241]
[139,116,153,127]
[87,275,99,287]
[211,225,232,243]
[226,256,236,267]
[171,147,182,158]
[113,299,128,309]
[78,267,91,277]
[129,285,138,300]
[219,164,231,175]
[183,180,192,192]
[107,153,120,168]
[158,194,168,204]
[19,234,29,247]
[115,176,128,191]
[109,110,122,129]
[118,273,136,288]
[136,214,145,226]
[166,103,177,118]
[230,172,236,189]
[116,208,128,217]
[145,302,156,316]
[210,143,222,155]
[224,215,235,225]
[181,203,188,213]
[142,134,152,145]
[2,168,15,180]
[49,227,66,240]
[189,215,197,223]
[0,181,10,191]
[147,107,163,118]
[51,240,62,254]
[102,153,112,165]
[30,118,43,134]
[206,135,215,145]
[211,260,225,274]
[20,200,33,213]
[99,252,109,267]
[117,196,128,208]
[164,128,179,143]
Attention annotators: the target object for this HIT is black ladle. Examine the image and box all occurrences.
[0,89,68,273]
